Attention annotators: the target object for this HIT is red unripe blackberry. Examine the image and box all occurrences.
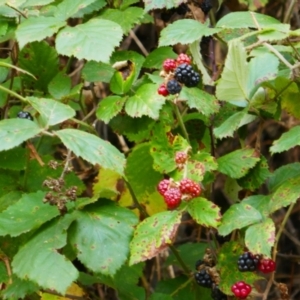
[258,258,276,273]
[231,281,252,299]
[176,53,191,65]
[179,178,201,198]
[237,252,260,272]
[157,84,169,96]
[163,58,177,72]
[163,188,182,209]
[157,179,170,195]
[175,151,188,164]
[166,79,181,94]
[194,269,213,288]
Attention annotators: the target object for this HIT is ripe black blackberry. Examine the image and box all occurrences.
[176,3,189,15]
[211,286,227,300]
[200,0,212,15]
[166,79,182,94]
[194,269,213,288]
[237,252,260,272]
[17,111,33,121]
[174,63,200,87]
[195,259,204,270]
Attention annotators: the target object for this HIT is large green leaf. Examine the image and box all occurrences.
[143,0,182,11]
[217,148,260,179]
[0,147,27,170]
[129,210,182,265]
[159,19,221,46]
[218,203,263,236]
[12,214,79,294]
[48,71,72,100]
[16,16,66,48]
[0,191,59,237]
[27,97,75,128]
[0,119,42,151]
[143,47,177,69]
[55,129,125,175]
[69,200,138,276]
[82,61,115,83]
[56,19,123,63]
[187,198,221,228]
[125,83,165,119]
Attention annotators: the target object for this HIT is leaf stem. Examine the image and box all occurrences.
[283,0,298,24]
[168,244,191,276]
[170,276,194,297]
[0,84,27,102]
[172,102,190,144]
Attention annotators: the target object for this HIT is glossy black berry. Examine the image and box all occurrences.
[200,0,212,15]
[176,3,189,15]
[211,286,227,300]
[174,63,200,87]
[166,79,182,94]
[195,259,204,270]
[237,252,260,272]
[17,111,33,121]
[194,269,213,288]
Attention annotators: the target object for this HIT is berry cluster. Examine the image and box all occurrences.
[258,258,276,273]
[157,177,201,209]
[157,53,200,97]
[231,281,252,299]
[17,111,33,121]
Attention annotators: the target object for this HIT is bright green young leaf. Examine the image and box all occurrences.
[270,126,300,154]
[129,210,182,265]
[187,198,221,228]
[56,19,123,63]
[125,83,165,119]
[48,71,72,100]
[143,47,177,69]
[0,191,59,237]
[216,40,249,107]
[16,16,66,48]
[69,200,138,276]
[55,129,125,175]
[243,194,272,217]
[0,119,42,151]
[217,148,260,179]
[12,214,79,294]
[180,87,219,117]
[82,61,115,83]
[96,95,127,124]
[218,203,263,236]
[26,97,75,127]
[0,147,27,170]
[159,19,221,47]
[245,218,275,257]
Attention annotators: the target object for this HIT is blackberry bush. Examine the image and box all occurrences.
[174,63,200,87]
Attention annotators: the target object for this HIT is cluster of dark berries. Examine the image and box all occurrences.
[157,177,201,209]
[157,53,200,97]
[17,111,33,121]
[199,0,213,15]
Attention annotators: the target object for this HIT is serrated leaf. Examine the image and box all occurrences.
[0,147,27,170]
[187,198,221,228]
[56,129,125,175]
[245,218,275,257]
[82,61,115,83]
[48,71,71,100]
[125,83,165,119]
[27,97,75,127]
[69,200,138,275]
[159,19,221,46]
[143,0,182,11]
[96,95,127,124]
[180,87,219,117]
[0,119,42,151]
[12,214,79,294]
[143,47,177,69]
[0,170,19,198]
[270,126,300,154]
[16,16,66,48]
[243,194,271,217]
[217,148,260,179]
[218,203,263,236]
[129,210,182,265]
[56,19,123,63]
[0,191,59,237]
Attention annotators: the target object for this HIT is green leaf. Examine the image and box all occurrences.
[180,87,219,117]
[48,71,72,100]
[56,129,125,175]
[143,0,182,11]
[269,175,300,213]
[216,40,249,107]
[69,200,138,276]
[218,203,263,236]
[0,170,19,198]
[270,126,300,154]
[129,210,182,265]
[159,19,221,46]
[0,191,22,213]
[243,194,271,217]
[0,191,59,237]
[82,61,115,83]
[245,218,275,257]
[217,148,260,179]
[27,97,75,127]
[125,83,165,119]
[143,47,177,69]
[12,214,79,294]
[0,119,42,151]
[96,95,127,124]
[56,19,123,63]
[71,0,106,18]
[0,147,27,170]
[16,16,66,48]
[187,198,221,228]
